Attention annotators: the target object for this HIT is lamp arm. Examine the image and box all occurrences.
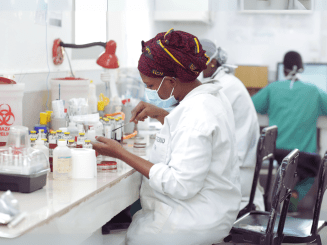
[60,41,106,49]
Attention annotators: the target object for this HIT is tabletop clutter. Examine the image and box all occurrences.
[0,75,145,196]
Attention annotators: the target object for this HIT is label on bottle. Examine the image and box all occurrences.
[56,156,72,173]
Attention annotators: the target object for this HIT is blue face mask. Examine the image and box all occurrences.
[144,76,178,109]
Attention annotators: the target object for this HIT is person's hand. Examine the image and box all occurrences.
[91,137,124,159]
[130,101,169,125]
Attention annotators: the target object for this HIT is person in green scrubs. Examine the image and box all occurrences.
[252,51,327,212]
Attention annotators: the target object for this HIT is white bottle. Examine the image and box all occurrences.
[87,127,96,142]
[33,138,50,161]
[67,122,79,141]
[88,80,98,114]
[53,139,72,180]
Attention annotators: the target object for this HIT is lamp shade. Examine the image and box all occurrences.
[53,38,64,65]
[96,40,119,69]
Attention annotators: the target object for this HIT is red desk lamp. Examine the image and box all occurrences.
[52,39,119,69]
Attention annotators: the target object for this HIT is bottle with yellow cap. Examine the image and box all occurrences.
[88,80,98,114]
[67,139,76,149]
[83,139,92,149]
[76,132,86,148]
[53,139,72,180]
[56,130,63,140]
[30,138,37,148]
[63,132,71,143]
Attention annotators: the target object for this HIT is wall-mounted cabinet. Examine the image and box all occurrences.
[154,0,212,24]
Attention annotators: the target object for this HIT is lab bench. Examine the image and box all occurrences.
[0,142,152,245]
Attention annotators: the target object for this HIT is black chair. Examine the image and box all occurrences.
[224,149,299,245]
[237,125,278,219]
[274,151,327,245]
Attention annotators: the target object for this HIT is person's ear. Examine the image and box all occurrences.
[165,76,177,88]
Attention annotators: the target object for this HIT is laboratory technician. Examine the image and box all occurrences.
[92,29,241,245]
[198,39,264,212]
[252,51,327,211]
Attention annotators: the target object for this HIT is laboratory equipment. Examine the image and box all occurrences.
[0,126,50,193]
[84,140,92,149]
[53,139,72,180]
[277,63,327,92]
[33,137,49,162]
[76,133,86,148]
[56,130,63,140]
[63,132,71,143]
[67,139,76,149]
[0,83,25,146]
[48,131,57,172]
[67,122,79,141]
[30,138,36,148]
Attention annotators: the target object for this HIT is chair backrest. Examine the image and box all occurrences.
[311,151,327,235]
[265,149,299,244]
[242,126,278,217]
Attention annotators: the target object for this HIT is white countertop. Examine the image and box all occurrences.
[0,139,153,241]
[0,165,139,239]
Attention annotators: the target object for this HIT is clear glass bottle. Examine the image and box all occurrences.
[63,132,71,143]
[53,139,72,180]
[48,131,57,172]
[56,130,63,140]
[76,132,85,148]
[30,130,37,139]
[42,138,49,148]
[67,122,79,142]
[30,138,36,148]
[67,139,76,149]
[84,140,92,149]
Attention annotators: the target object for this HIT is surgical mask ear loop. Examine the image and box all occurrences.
[156,76,166,92]
[157,76,176,99]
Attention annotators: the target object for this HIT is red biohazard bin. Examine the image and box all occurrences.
[0,83,25,146]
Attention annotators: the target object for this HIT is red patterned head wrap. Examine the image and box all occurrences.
[138,29,210,82]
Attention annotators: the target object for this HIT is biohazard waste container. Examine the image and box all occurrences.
[0,83,25,146]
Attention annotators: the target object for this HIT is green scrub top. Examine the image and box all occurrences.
[252,80,327,153]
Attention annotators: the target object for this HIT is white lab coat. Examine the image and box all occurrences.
[201,70,265,211]
[125,84,242,245]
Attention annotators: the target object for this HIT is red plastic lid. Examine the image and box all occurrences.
[98,161,117,166]
[53,77,87,80]
[122,99,127,105]
[0,77,16,84]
